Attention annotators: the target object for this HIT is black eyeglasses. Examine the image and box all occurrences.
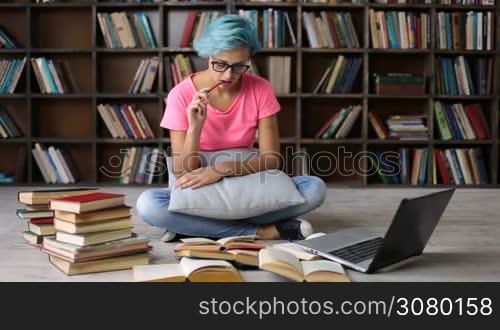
[210,60,250,74]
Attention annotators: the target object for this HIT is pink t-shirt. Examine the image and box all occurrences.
[160,72,281,151]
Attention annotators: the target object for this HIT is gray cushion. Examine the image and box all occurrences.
[165,148,306,220]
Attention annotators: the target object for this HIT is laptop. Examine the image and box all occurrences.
[293,189,455,273]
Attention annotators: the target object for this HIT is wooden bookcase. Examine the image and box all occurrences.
[0,0,499,188]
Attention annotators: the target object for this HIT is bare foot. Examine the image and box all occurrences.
[256,224,280,240]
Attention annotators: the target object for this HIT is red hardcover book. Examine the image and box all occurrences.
[434,149,450,185]
[180,11,197,48]
[464,104,487,139]
[314,112,340,139]
[327,13,340,48]
[50,193,125,213]
[30,217,54,225]
[472,104,490,138]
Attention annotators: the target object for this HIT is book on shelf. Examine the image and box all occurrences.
[369,147,429,185]
[128,56,160,94]
[133,258,243,282]
[164,54,206,88]
[434,101,489,141]
[385,115,428,140]
[436,56,493,96]
[0,25,18,49]
[434,148,488,185]
[97,11,158,49]
[239,9,297,48]
[259,247,350,282]
[312,56,362,94]
[368,112,390,140]
[373,73,426,96]
[0,106,22,139]
[436,11,495,51]
[303,11,360,49]
[30,57,79,94]
[0,172,15,183]
[167,10,223,48]
[314,105,362,139]
[0,57,26,94]
[369,10,430,49]
[117,146,161,184]
[98,103,155,139]
[32,143,79,184]
[435,0,495,6]
[267,56,292,94]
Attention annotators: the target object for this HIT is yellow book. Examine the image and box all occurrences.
[259,247,350,282]
[133,258,242,282]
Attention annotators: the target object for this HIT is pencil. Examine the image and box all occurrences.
[207,81,223,94]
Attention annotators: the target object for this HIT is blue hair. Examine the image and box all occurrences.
[193,14,261,58]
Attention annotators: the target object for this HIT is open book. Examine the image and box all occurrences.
[133,258,243,282]
[174,235,264,267]
[259,247,350,282]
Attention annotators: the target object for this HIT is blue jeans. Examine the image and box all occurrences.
[136,176,327,238]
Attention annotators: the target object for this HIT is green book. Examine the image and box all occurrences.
[368,154,391,184]
[321,107,351,139]
[434,101,452,140]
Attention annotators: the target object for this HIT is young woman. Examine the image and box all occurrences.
[136,15,326,242]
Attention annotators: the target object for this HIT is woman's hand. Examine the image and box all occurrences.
[187,88,209,131]
[175,165,226,190]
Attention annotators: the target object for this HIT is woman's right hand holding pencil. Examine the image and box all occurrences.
[187,88,210,131]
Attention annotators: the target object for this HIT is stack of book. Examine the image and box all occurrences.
[314,105,362,139]
[267,56,291,94]
[369,148,430,185]
[30,57,78,94]
[119,146,161,184]
[239,9,297,48]
[0,106,22,139]
[128,56,160,94]
[312,56,362,94]
[434,101,490,140]
[369,10,430,49]
[303,11,360,49]
[44,192,151,275]
[373,73,426,96]
[385,115,428,140]
[434,148,488,185]
[97,11,158,48]
[32,143,78,184]
[436,56,493,95]
[0,26,17,48]
[436,11,495,50]
[17,188,98,247]
[0,57,26,94]
[98,103,155,139]
[174,236,265,268]
[175,10,222,48]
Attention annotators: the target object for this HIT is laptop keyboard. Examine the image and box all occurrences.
[328,237,383,264]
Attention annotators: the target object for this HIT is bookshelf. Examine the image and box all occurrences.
[0,0,499,188]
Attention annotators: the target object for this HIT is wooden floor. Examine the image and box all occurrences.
[1,186,499,282]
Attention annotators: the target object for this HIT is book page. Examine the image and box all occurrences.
[180,257,233,276]
[273,243,319,261]
[301,260,346,276]
[180,237,218,245]
[217,235,257,246]
[264,247,303,274]
[133,264,184,282]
